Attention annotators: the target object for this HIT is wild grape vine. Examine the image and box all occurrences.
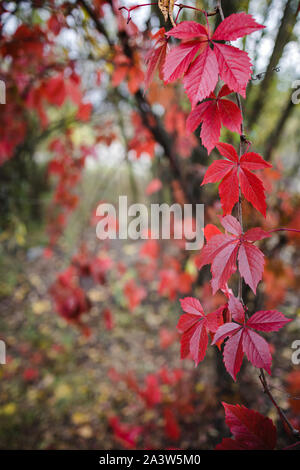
[120,0,300,449]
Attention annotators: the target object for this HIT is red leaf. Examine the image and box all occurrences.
[212,303,290,378]
[242,328,272,374]
[166,21,209,40]
[216,438,249,450]
[228,295,245,323]
[238,242,264,294]
[177,297,220,366]
[214,43,252,98]
[219,168,240,215]
[163,16,264,102]
[211,242,239,294]
[197,216,266,294]
[179,297,205,316]
[146,178,162,195]
[216,403,277,450]
[201,158,233,183]
[218,98,242,134]
[216,142,239,162]
[164,407,180,441]
[246,310,291,332]
[163,41,203,83]
[243,227,270,242]
[183,45,219,108]
[204,224,222,241]
[220,214,242,236]
[145,28,168,89]
[212,322,242,345]
[202,143,272,216]
[186,88,242,153]
[239,167,267,216]
[223,328,244,380]
[240,152,272,170]
[213,13,265,41]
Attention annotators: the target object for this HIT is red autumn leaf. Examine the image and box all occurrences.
[216,403,277,450]
[228,295,245,323]
[145,28,168,90]
[123,279,147,311]
[204,223,222,241]
[163,14,264,106]
[212,299,291,379]
[182,45,219,107]
[145,178,162,195]
[202,142,272,216]
[186,85,242,153]
[109,416,143,449]
[213,12,266,41]
[197,215,270,294]
[103,308,115,330]
[213,43,251,97]
[177,297,222,366]
[246,309,292,332]
[164,407,181,441]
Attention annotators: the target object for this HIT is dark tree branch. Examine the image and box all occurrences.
[247,0,298,127]
[78,0,195,204]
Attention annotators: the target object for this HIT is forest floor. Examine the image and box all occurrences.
[0,227,299,450]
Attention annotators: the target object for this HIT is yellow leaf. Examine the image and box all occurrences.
[32,300,51,314]
[72,412,90,425]
[55,384,72,400]
[1,403,16,415]
[77,425,93,439]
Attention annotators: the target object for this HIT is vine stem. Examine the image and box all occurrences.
[217,0,300,443]
[119,2,218,24]
[259,370,300,439]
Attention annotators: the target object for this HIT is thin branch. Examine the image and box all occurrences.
[259,370,300,440]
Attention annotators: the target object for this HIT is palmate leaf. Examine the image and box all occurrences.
[197,215,270,294]
[212,296,291,380]
[177,297,223,366]
[186,85,242,153]
[163,13,264,105]
[201,143,272,216]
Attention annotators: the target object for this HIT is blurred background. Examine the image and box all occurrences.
[0,0,299,450]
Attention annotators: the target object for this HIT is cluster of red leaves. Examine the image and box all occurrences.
[50,245,114,332]
[145,13,264,153]
[158,257,195,301]
[108,366,196,447]
[123,279,147,311]
[108,416,143,450]
[129,112,156,159]
[164,103,198,158]
[50,266,91,330]
[112,47,144,95]
[177,294,290,380]
[134,239,195,300]
[163,14,264,102]
[0,20,94,165]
